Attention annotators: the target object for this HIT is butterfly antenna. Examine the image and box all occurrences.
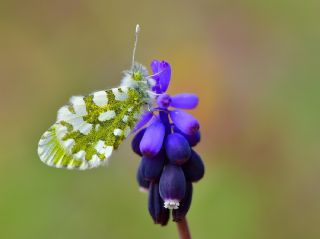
[131,24,140,69]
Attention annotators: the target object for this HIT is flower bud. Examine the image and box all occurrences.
[136,164,150,192]
[174,127,201,147]
[156,93,171,108]
[151,60,171,93]
[139,151,165,181]
[148,182,170,225]
[170,110,199,135]
[165,133,191,165]
[182,150,205,182]
[172,181,193,222]
[170,93,199,109]
[159,165,186,209]
[131,128,146,156]
[140,120,165,157]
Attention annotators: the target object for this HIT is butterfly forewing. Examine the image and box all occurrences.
[38,86,146,170]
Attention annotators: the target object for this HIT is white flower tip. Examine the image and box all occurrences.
[164,199,180,210]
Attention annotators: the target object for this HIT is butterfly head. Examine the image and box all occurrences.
[132,62,149,81]
[121,62,155,89]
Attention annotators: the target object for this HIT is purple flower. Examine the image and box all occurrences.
[170,110,200,135]
[151,60,171,93]
[132,60,204,226]
[139,151,165,181]
[165,133,191,165]
[182,150,205,182]
[159,165,186,209]
[156,93,198,110]
[170,93,199,109]
[139,120,165,158]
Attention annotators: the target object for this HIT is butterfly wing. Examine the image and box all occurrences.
[38,86,146,170]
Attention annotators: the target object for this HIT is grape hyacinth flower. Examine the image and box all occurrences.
[132,60,205,233]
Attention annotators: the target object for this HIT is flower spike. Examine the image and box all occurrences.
[131,59,204,228]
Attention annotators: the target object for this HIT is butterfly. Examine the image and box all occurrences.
[37,25,156,170]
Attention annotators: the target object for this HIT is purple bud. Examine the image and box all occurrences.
[159,165,186,209]
[131,128,146,156]
[170,110,200,135]
[148,182,170,225]
[136,164,150,192]
[157,93,171,108]
[172,181,193,222]
[182,150,205,182]
[170,93,199,109]
[139,151,165,181]
[133,111,153,132]
[174,127,201,147]
[140,120,165,157]
[151,60,171,93]
[165,133,191,165]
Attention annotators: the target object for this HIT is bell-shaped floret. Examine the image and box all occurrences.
[139,151,165,181]
[159,165,186,210]
[182,150,205,182]
[140,120,165,157]
[170,110,199,135]
[165,133,191,165]
[170,93,199,109]
[148,182,170,225]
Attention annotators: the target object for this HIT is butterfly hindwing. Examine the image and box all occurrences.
[38,86,146,170]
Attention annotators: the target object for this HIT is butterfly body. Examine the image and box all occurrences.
[38,63,154,170]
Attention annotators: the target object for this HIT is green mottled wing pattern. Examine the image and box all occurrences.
[38,86,146,170]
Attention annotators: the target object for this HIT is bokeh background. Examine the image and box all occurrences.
[0,0,319,238]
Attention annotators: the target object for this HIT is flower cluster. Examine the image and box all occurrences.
[131,60,205,225]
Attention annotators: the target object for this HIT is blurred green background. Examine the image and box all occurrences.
[0,0,319,238]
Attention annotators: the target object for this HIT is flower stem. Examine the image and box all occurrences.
[176,217,192,239]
